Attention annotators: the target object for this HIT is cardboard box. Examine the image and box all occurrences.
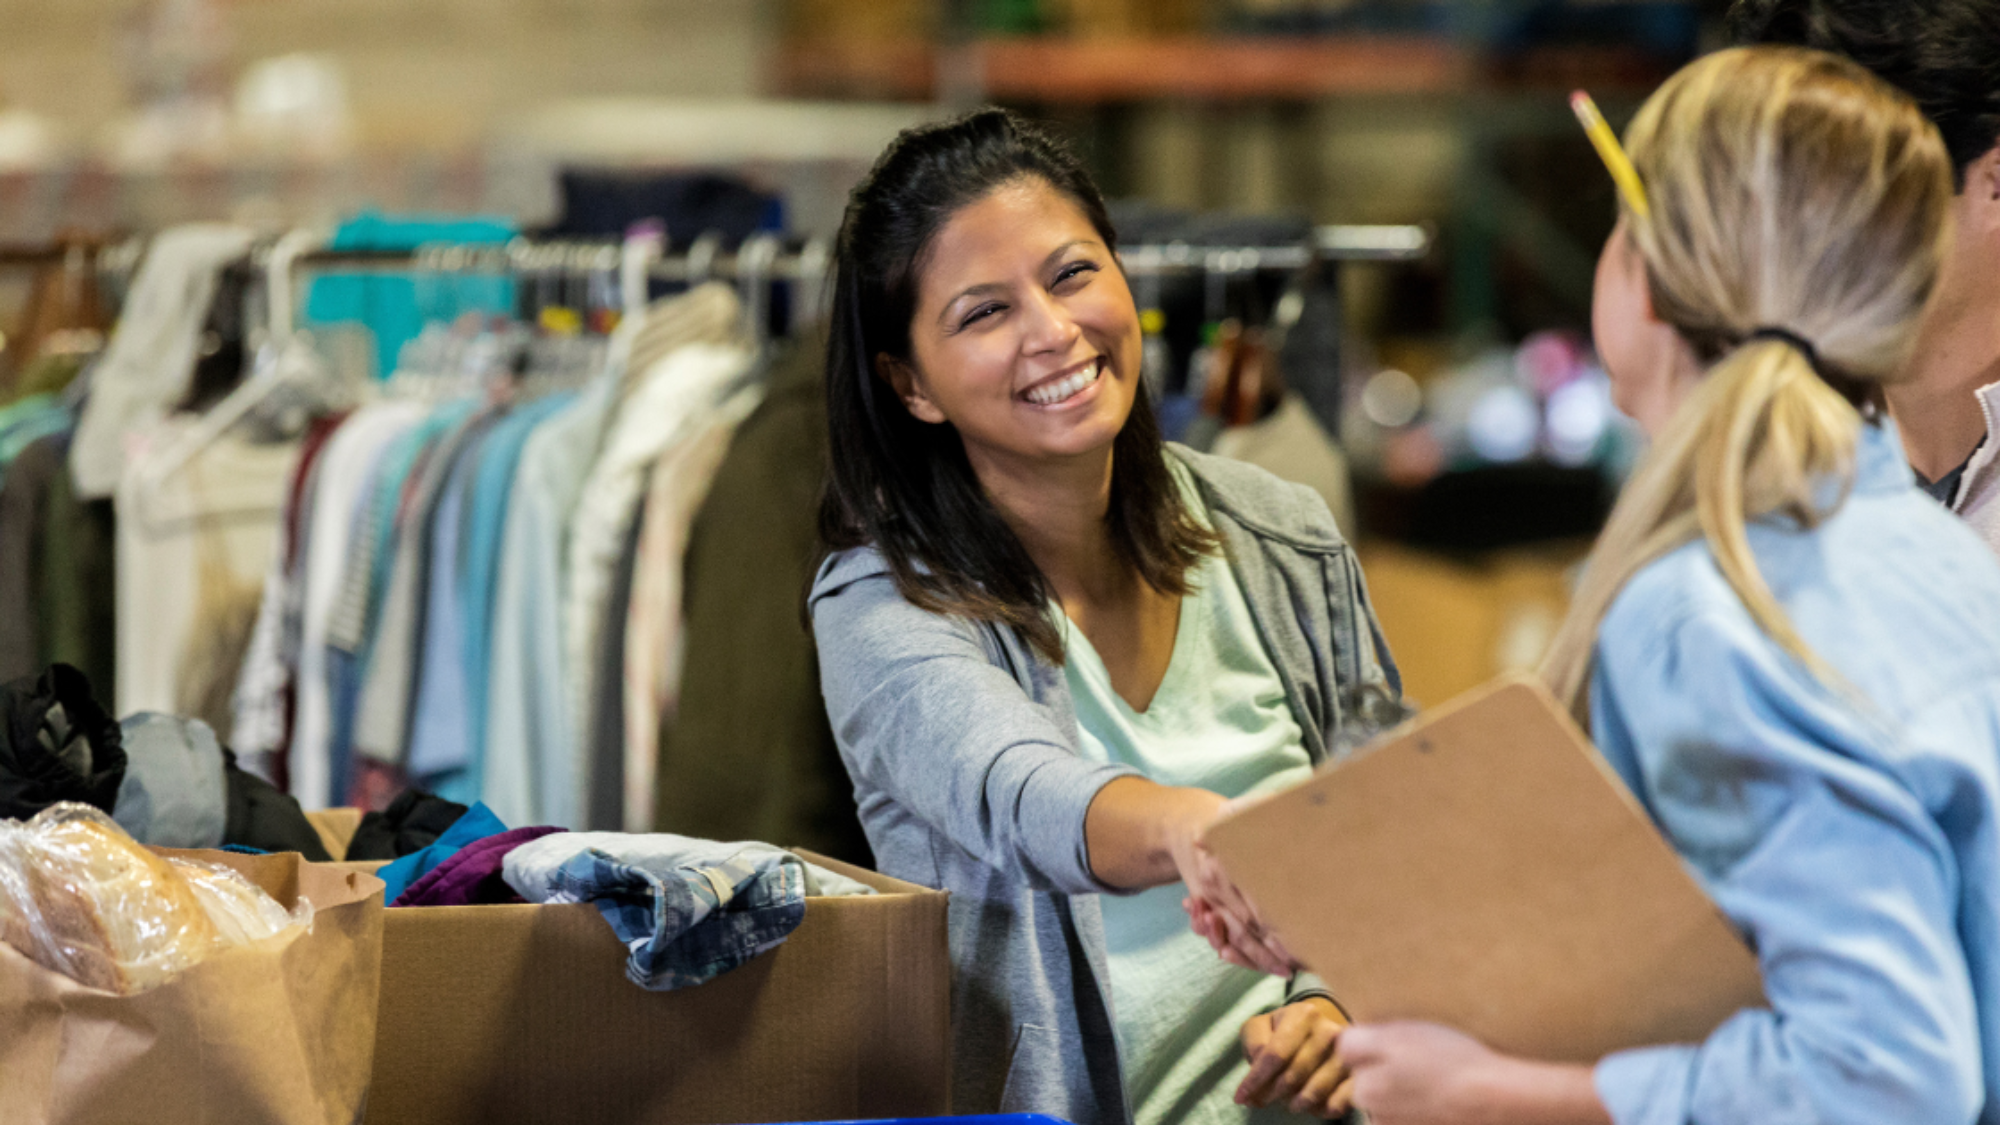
[1355,542,1589,708]
[1205,676,1766,1063]
[306,806,363,860]
[361,850,950,1125]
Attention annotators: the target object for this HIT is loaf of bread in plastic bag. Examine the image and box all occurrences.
[173,856,298,946]
[0,803,311,994]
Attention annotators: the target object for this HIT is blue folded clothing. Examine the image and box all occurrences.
[373,801,507,902]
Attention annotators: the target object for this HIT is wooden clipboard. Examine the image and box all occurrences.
[1203,675,1766,1062]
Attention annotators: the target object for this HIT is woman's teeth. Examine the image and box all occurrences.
[1024,360,1102,406]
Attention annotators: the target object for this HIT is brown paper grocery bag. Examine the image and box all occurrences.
[0,849,385,1125]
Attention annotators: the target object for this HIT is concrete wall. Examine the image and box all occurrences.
[0,0,775,147]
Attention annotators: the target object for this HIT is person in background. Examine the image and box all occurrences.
[1732,0,2000,553]
[808,109,1401,1125]
[1263,46,2000,1125]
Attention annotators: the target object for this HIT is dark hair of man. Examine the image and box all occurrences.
[1728,0,2000,185]
[818,107,1217,664]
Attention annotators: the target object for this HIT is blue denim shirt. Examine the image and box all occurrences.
[1589,422,2000,1125]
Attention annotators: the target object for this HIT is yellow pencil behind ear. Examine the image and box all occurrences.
[1572,91,1651,221]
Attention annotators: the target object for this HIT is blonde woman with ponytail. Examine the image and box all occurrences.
[1329,47,2000,1125]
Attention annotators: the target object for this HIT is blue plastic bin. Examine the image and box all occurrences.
[761,1118,1074,1125]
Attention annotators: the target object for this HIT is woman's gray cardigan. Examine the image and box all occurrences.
[808,446,1402,1125]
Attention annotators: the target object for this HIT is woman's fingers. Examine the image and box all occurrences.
[1277,1012,1342,1099]
[1195,898,1294,975]
[1184,851,1299,974]
[1239,1002,1342,1107]
[1259,1004,1340,1108]
[1187,897,1246,962]
[1264,929,1299,969]
[1236,1009,1276,1104]
[1201,901,1291,975]
[1310,1072,1357,1119]
[1280,1023,1344,1114]
[1230,923,1297,976]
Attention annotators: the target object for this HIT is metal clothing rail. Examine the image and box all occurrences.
[277,224,1432,280]
[0,224,1429,280]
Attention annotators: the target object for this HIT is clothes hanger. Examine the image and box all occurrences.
[736,231,782,350]
[791,235,831,336]
[142,227,331,487]
[620,222,666,322]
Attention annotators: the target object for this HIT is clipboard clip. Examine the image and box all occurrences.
[1333,683,1419,758]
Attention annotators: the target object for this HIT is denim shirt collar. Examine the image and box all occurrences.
[1852,419,1916,498]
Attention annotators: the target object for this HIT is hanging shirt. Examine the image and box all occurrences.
[619,386,762,831]
[114,417,299,742]
[561,291,751,803]
[300,211,516,380]
[1060,472,1315,1125]
[485,380,616,829]
[352,403,493,768]
[449,392,576,807]
[69,224,254,499]
[290,401,429,807]
[232,412,351,785]
[0,394,70,478]
[1210,395,1356,543]
[402,414,500,785]
[324,401,472,796]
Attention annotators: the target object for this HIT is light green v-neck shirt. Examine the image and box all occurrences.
[1060,478,1315,1125]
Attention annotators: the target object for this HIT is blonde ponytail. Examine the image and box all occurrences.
[1541,47,1952,719]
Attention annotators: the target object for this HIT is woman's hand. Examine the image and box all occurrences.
[1338,1022,1611,1125]
[1236,997,1352,1118]
[1185,893,1297,976]
[1160,794,1294,976]
[1085,778,1295,974]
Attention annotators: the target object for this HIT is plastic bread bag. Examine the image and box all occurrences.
[169,855,312,945]
[0,803,305,994]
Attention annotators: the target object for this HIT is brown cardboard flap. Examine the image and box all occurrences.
[1205,675,1767,1062]
[304,807,365,861]
[791,847,938,896]
[157,846,386,915]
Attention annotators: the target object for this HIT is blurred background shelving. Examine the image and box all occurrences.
[0,0,1739,701]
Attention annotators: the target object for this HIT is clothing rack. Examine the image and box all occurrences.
[0,224,1430,301]
[274,224,1431,280]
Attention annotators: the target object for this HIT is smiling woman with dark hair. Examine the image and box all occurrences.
[808,108,1401,1125]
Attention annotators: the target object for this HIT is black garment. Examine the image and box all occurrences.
[0,663,125,819]
[222,747,331,861]
[38,473,116,704]
[654,342,871,864]
[543,169,782,243]
[1915,438,1984,508]
[0,433,64,683]
[345,788,470,861]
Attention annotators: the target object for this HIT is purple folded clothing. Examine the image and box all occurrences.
[390,825,567,907]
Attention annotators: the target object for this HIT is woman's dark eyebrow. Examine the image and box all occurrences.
[936,239,1104,326]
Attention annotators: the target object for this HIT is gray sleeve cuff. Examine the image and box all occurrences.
[1014,753,1144,894]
